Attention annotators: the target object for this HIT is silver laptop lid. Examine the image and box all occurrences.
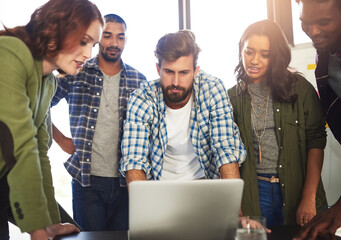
[129,179,244,240]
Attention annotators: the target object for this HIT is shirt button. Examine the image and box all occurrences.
[282,184,285,187]
[96,92,100,96]
[88,142,91,146]
[279,165,282,168]
[278,127,281,131]
[99,78,102,81]
[91,126,94,129]
[283,203,286,206]
[276,109,280,112]
[93,109,98,112]
[295,120,298,124]
[86,158,90,162]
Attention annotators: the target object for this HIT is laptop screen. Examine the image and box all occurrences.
[128,179,244,240]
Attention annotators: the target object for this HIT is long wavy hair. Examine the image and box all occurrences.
[234,19,298,103]
[0,0,103,59]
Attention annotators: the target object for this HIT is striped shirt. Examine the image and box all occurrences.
[51,56,146,186]
[120,70,246,180]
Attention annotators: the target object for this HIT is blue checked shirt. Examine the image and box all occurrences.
[51,56,146,187]
[120,70,246,180]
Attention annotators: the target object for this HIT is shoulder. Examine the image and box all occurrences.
[0,36,35,76]
[122,62,147,81]
[292,73,317,94]
[131,79,159,99]
[0,36,31,55]
[196,69,226,93]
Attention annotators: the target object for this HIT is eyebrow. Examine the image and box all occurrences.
[246,46,270,53]
[84,34,94,42]
[102,32,125,36]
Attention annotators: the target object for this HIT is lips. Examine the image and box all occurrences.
[75,60,84,68]
[311,35,327,48]
[248,66,261,73]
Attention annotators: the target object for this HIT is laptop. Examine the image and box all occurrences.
[128,179,244,240]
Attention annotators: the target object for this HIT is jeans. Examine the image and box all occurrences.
[257,174,284,227]
[72,176,128,231]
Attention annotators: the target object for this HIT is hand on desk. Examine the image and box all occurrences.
[293,197,341,240]
[296,197,316,226]
[30,222,80,240]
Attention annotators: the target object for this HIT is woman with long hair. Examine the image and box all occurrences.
[228,19,327,227]
[0,0,103,239]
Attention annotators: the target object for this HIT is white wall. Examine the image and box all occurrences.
[291,43,341,206]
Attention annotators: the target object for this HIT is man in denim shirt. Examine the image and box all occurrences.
[120,30,246,185]
[51,14,146,231]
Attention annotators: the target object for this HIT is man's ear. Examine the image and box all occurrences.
[156,63,161,76]
[194,66,200,77]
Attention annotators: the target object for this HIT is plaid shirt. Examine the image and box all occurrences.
[51,56,146,187]
[120,70,246,180]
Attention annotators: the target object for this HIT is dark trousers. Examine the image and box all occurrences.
[72,176,129,231]
[0,173,81,240]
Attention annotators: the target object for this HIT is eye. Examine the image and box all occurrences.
[80,40,87,46]
[245,50,253,56]
[179,71,189,75]
[262,54,270,58]
[319,19,330,26]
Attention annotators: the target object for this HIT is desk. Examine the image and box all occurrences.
[54,226,341,240]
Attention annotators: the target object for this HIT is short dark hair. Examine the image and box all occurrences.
[296,0,341,10]
[155,30,201,68]
[104,14,127,29]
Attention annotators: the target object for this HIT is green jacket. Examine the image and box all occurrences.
[228,74,327,225]
[0,36,60,232]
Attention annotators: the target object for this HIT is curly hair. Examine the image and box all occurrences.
[0,0,103,59]
[234,20,298,103]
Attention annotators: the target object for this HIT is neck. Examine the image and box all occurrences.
[98,55,122,76]
[42,57,56,76]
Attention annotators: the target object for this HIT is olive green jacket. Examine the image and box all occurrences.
[0,36,60,232]
[228,74,328,225]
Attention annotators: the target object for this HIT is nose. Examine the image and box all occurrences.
[251,54,260,65]
[171,73,180,86]
[83,45,92,60]
[307,24,321,38]
[111,37,119,47]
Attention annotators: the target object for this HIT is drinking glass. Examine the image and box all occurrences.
[235,216,267,240]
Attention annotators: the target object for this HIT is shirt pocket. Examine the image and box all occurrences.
[283,113,301,148]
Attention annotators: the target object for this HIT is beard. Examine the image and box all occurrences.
[99,44,121,62]
[161,83,193,104]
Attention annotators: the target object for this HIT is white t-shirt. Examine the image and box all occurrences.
[160,94,205,180]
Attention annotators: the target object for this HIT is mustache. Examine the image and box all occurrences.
[106,46,121,52]
[166,85,185,91]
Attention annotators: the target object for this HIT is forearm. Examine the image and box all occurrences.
[302,148,324,200]
[52,123,65,144]
[219,162,240,179]
[125,169,147,187]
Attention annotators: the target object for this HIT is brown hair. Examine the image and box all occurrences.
[0,0,103,58]
[155,30,201,68]
[234,19,298,103]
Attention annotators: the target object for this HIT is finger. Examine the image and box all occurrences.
[307,222,330,239]
[293,225,311,240]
